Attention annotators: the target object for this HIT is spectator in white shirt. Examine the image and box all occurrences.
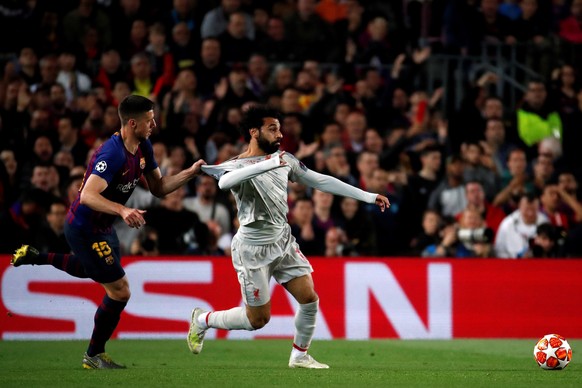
[494,193,549,258]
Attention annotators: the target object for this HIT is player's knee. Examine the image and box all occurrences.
[107,287,131,302]
[304,292,318,304]
[248,313,270,329]
[111,291,130,302]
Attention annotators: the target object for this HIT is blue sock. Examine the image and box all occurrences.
[87,295,127,356]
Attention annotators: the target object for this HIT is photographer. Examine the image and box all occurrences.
[422,209,495,258]
[524,223,565,258]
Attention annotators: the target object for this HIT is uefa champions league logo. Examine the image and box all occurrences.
[95,161,107,173]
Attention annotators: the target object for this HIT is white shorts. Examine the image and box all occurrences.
[231,227,313,307]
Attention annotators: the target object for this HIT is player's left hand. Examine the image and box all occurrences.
[375,194,390,212]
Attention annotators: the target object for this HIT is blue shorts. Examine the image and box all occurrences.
[64,222,125,284]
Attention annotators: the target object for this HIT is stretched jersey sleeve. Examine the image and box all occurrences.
[216,155,282,190]
[285,153,377,204]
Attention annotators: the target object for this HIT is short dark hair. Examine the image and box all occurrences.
[118,95,155,125]
[239,105,282,142]
[536,223,558,241]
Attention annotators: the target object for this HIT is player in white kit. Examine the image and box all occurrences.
[188,106,390,368]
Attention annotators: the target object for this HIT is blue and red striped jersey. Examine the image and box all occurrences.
[67,132,158,232]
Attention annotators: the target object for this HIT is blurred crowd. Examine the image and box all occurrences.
[1,0,582,258]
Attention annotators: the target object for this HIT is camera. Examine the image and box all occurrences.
[457,227,493,244]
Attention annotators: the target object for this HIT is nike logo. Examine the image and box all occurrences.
[122,169,130,175]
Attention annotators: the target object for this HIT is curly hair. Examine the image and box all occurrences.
[238,105,282,142]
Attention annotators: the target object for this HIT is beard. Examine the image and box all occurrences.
[257,133,280,154]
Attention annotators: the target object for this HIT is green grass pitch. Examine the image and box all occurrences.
[0,339,580,387]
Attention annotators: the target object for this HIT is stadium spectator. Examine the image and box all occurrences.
[56,115,90,167]
[356,16,398,65]
[33,199,71,253]
[130,225,160,256]
[364,167,399,255]
[290,197,326,256]
[333,196,377,256]
[531,155,555,194]
[218,11,254,63]
[557,171,582,224]
[0,150,21,210]
[559,0,582,44]
[256,16,297,62]
[423,208,495,258]
[284,0,338,62]
[539,184,570,231]
[460,141,499,201]
[93,48,126,105]
[321,143,357,186]
[493,148,534,212]
[183,174,232,238]
[62,0,112,52]
[523,222,564,258]
[312,189,335,236]
[201,0,254,40]
[494,193,549,258]
[127,52,163,99]
[21,135,55,185]
[508,0,554,77]
[409,209,442,256]
[145,22,175,83]
[398,145,441,245]
[561,88,582,180]
[0,188,50,252]
[246,53,270,99]
[456,180,506,237]
[324,226,348,257]
[144,186,209,254]
[14,47,41,87]
[56,47,92,104]
[428,154,467,218]
[109,0,149,56]
[169,21,197,72]
[514,80,562,152]
[551,64,579,116]
[482,118,514,176]
[355,151,379,190]
[30,54,59,94]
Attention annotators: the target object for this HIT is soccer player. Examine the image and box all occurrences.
[11,95,206,369]
[188,106,390,369]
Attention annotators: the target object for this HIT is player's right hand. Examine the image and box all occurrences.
[375,195,390,212]
[121,207,147,228]
[191,159,207,176]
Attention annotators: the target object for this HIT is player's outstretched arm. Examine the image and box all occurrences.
[146,159,206,197]
[296,168,390,209]
[218,152,286,190]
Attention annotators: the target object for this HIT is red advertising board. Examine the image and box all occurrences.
[1,256,581,340]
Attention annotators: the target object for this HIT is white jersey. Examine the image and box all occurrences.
[202,151,377,248]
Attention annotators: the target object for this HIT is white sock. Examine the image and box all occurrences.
[291,300,318,358]
[203,307,255,330]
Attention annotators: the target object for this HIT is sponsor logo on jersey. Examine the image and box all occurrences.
[116,178,140,193]
[95,160,107,173]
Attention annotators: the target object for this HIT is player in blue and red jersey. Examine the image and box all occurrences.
[11,95,206,369]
